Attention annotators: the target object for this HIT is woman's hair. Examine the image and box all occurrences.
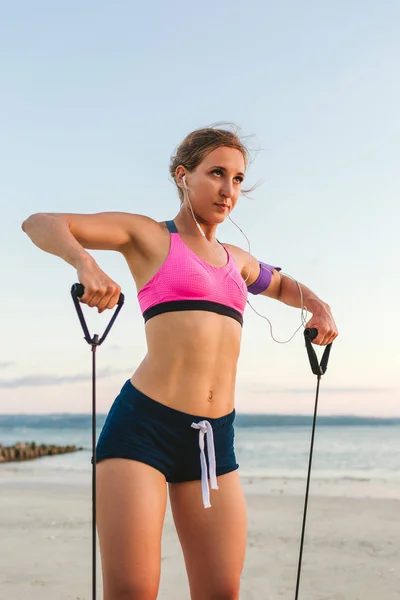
[169,124,252,202]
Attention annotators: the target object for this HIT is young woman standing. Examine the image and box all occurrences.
[22,126,338,600]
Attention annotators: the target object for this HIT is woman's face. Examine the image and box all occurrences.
[181,146,246,223]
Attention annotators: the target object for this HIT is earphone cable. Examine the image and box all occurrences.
[182,180,308,344]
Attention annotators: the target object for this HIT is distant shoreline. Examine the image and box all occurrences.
[1,413,399,427]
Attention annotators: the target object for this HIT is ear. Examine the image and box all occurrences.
[175,165,186,187]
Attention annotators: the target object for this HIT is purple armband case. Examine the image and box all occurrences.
[247,261,281,295]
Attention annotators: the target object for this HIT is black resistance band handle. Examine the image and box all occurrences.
[71,283,125,346]
[304,327,318,340]
[304,328,332,377]
[71,283,125,307]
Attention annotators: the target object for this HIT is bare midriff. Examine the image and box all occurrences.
[130,310,242,418]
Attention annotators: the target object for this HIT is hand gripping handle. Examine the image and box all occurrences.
[303,328,332,377]
[71,283,125,346]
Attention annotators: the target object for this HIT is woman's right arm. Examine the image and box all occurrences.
[21,212,158,312]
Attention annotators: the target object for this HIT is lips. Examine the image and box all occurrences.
[215,203,229,209]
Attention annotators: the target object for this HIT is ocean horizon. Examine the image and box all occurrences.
[1,413,400,428]
[1,413,399,493]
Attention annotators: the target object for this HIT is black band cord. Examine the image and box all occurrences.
[71,284,124,600]
[295,328,333,600]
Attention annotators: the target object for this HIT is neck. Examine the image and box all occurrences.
[174,206,218,242]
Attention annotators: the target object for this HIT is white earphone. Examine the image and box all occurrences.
[179,172,307,343]
[182,175,206,237]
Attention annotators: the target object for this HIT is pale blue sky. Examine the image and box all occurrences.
[1,1,399,415]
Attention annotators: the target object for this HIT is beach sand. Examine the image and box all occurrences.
[0,477,399,599]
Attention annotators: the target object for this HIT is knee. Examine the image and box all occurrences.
[104,581,158,600]
[210,576,241,600]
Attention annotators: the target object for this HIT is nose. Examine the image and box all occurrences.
[220,177,234,200]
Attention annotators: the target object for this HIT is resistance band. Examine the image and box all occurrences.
[71,283,125,600]
[295,328,333,599]
[70,285,332,600]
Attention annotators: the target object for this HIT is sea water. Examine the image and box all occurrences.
[1,414,399,493]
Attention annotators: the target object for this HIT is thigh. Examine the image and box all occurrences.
[96,458,167,600]
[169,471,247,600]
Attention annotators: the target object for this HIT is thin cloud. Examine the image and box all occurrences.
[0,367,129,389]
[282,387,396,394]
[243,384,396,395]
[0,362,14,369]
[107,344,125,352]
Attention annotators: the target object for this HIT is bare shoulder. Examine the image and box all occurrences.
[106,212,167,253]
[222,242,260,285]
[223,242,282,298]
[120,214,170,260]
[222,242,246,265]
[124,214,167,253]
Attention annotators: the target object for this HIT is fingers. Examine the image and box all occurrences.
[316,331,338,346]
[313,329,338,346]
[80,284,121,313]
[97,287,121,313]
[305,318,339,346]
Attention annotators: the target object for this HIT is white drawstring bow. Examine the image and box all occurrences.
[191,420,219,508]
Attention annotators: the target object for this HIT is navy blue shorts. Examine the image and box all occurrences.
[95,380,239,483]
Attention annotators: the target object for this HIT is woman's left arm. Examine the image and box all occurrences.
[261,271,338,346]
[232,245,338,347]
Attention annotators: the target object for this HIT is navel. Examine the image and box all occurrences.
[208,390,213,402]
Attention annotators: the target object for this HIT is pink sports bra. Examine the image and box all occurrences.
[137,220,248,326]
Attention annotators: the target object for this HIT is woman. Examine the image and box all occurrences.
[22,126,338,600]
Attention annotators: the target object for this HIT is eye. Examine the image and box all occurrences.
[211,169,244,183]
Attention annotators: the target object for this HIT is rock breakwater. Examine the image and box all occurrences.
[0,442,83,463]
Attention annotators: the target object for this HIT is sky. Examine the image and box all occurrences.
[1,1,399,416]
